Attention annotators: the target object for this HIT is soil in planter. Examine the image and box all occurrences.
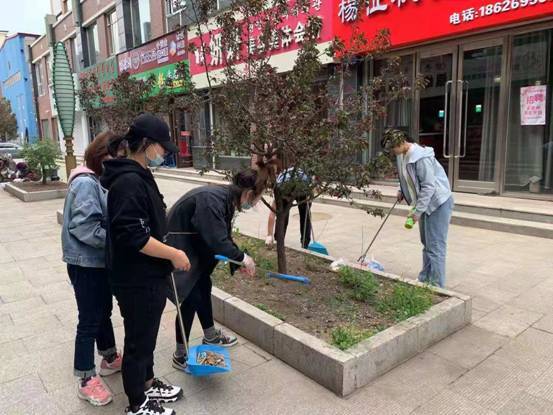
[212,234,445,349]
[10,181,67,192]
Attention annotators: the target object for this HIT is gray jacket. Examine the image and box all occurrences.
[397,144,452,218]
[61,167,107,268]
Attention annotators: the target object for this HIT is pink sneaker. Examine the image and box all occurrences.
[77,376,113,406]
[99,352,123,376]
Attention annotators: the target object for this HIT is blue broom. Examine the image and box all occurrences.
[305,204,329,255]
[215,255,311,284]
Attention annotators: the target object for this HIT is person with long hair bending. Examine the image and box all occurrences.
[166,166,270,370]
[101,114,191,415]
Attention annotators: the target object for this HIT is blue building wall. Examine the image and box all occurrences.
[0,34,39,143]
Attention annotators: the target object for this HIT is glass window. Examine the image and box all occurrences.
[69,37,79,71]
[106,10,120,56]
[130,0,152,46]
[371,55,414,160]
[64,0,72,13]
[41,119,51,139]
[505,29,553,195]
[85,23,99,66]
[35,62,44,96]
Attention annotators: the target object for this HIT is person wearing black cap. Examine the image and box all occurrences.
[101,113,190,415]
[165,165,271,370]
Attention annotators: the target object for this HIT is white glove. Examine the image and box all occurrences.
[265,235,274,247]
[242,253,256,277]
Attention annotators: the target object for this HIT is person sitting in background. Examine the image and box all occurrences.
[61,131,122,407]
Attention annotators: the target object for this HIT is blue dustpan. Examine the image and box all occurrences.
[308,241,329,255]
[186,344,232,376]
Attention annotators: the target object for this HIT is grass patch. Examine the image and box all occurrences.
[331,325,376,351]
[257,257,277,272]
[377,284,433,322]
[256,303,286,321]
[338,267,379,303]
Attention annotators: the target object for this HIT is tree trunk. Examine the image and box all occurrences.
[41,167,47,185]
[275,196,292,274]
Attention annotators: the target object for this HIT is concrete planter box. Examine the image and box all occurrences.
[4,182,67,202]
[212,249,471,397]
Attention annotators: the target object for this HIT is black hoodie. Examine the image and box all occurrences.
[101,159,172,287]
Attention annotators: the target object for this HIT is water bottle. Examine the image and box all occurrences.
[405,208,416,229]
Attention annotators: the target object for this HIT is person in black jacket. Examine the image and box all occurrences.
[101,114,191,415]
[166,167,270,370]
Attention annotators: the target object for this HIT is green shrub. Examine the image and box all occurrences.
[331,325,374,351]
[20,140,60,184]
[377,284,433,321]
[338,267,379,303]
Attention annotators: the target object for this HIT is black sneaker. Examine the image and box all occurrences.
[202,328,238,347]
[144,378,183,403]
[125,397,175,415]
[172,353,188,371]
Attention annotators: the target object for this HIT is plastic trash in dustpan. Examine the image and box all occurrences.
[186,344,232,376]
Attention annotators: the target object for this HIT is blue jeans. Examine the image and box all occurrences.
[418,197,454,288]
[68,264,116,378]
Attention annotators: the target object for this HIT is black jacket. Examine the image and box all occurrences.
[166,185,244,301]
[101,159,172,287]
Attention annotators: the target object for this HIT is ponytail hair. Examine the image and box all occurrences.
[230,160,272,200]
[107,125,156,157]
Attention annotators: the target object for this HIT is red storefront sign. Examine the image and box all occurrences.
[334,0,553,52]
[118,30,187,75]
[188,0,334,76]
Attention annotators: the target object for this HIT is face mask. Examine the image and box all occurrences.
[146,148,165,167]
[241,202,253,211]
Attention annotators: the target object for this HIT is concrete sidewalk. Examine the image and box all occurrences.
[1,178,553,414]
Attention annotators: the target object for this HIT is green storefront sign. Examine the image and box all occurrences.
[132,61,190,96]
[78,56,118,107]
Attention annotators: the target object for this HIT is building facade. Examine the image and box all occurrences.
[334,0,553,199]
[0,33,40,143]
[28,0,553,200]
[29,0,168,157]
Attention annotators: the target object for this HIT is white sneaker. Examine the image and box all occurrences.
[145,378,183,403]
[125,397,175,415]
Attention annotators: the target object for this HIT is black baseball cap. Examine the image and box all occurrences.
[129,113,179,153]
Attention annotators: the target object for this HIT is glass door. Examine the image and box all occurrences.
[454,41,504,193]
[415,41,504,193]
[416,49,458,179]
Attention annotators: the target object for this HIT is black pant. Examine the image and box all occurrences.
[113,283,166,407]
[176,274,214,346]
[281,198,312,249]
[68,264,116,378]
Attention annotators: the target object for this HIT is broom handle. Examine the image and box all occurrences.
[170,272,189,357]
[358,200,398,263]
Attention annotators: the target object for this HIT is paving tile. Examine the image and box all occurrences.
[0,339,28,360]
[525,363,553,403]
[0,374,47,412]
[411,388,495,415]
[498,391,553,415]
[532,313,553,334]
[470,295,501,314]
[473,305,543,337]
[493,328,553,374]
[367,352,466,411]
[429,325,508,369]
[450,354,542,412]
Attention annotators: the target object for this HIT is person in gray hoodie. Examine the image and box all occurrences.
[61,132,122,406]
[385,129,454,287]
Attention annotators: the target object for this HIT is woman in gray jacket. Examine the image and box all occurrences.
[385,129,454,288]
[61,132,122,406]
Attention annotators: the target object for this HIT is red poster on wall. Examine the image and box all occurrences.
[188,0,335,76]
[334,0,553,52]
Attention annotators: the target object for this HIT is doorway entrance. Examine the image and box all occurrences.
[416,40,505,193]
